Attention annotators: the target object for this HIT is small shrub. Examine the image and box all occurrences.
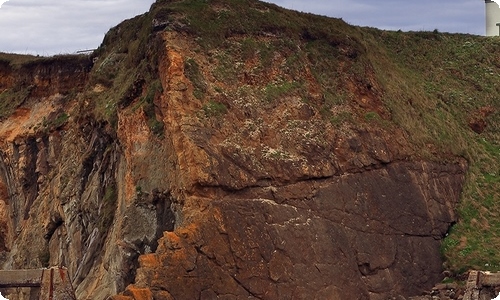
[98,185,117,233]
[52,113,69,128]
[184,58,207,99]
[203,100,227,117]
[141,80,165,137]
[0,87,31,119]
[330,111,352,126]
[364,111,380,121]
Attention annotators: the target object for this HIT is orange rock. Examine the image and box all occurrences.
[124,286,153,300]
[138,254,159,268]
[109,296,133,300]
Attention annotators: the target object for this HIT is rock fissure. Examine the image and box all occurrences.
[231,274,263,300]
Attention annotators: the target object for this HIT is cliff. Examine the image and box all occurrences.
[0,0,498,299]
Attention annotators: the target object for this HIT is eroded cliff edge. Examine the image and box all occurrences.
[1,0,493,299]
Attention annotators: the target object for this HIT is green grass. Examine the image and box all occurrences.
[184,58,207,99]
[0,53,40,66]
[0,87,31,119]
[263,81,299,102]
[360,29,500,272]
[202,100,227,117]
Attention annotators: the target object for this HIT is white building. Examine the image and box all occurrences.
[486,0,500,36]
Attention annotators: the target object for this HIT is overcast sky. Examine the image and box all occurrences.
[0,0,490,55]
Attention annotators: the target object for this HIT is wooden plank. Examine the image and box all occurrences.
[0,269,43,287]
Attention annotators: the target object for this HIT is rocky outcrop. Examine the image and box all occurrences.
[110,28,466,299]
[0,102,176,299]
[0,51,172,298]
[115,160,465,300]
[0,1,471,299]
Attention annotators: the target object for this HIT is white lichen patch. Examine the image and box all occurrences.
[261,145,302,162]
[252,198,299,212]
[279,119,330,149]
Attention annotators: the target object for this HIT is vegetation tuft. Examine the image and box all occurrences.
[184,58,207,99]
[98,185,118,233]
[202,100,227,117]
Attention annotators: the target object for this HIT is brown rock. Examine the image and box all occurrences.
[468,105,496,134]
[123,160,465,300]
[124,286,153,300]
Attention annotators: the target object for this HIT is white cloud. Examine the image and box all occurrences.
[267,0,483,35]
[0,0,487,55]
[0,0,155,55]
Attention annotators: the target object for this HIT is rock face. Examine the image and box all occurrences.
[0,1,469,299]
[0,109,176,299]
[120,161,465,300]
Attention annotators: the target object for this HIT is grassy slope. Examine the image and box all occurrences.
[0,0,498,275]
[368,30,500,273]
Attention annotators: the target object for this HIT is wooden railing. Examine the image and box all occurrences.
[0,267,75,299]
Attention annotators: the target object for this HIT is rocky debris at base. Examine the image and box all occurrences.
[407,283,463,300]
[404,271,500,300]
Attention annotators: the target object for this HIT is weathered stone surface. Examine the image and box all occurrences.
[409,271,500,300]
[0,108,176,299]
[122,160,465,299]
[0,2,470,300]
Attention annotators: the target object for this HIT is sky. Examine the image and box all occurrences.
[0,0,491,55]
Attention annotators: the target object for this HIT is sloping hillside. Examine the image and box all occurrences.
[0,0,498,299]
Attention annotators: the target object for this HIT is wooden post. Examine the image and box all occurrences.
[40,267,76,300]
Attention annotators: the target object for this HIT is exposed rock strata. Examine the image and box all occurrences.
[0,111,176,299]
[0,2,469,300]
[113,29,466,299]
[0,55,91,98]
[116,161,465,300]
